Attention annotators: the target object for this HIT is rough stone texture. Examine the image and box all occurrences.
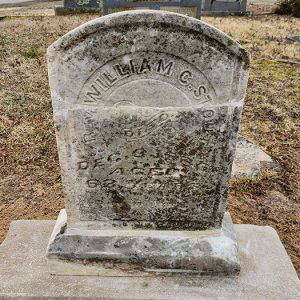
[54,0,100,15]
[48,10,250,232]
[107,6,198,18]
[55,6,99,15]
[47,209,240,275]
[1,220,299,299]
[232,137,275,178]
[287,35,300,43]
[64,0,100,9]
[203,0,248,14]
[46,10,249,274]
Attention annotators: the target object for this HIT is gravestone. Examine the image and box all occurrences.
[203,0,248,16]
[55,0,100,15]
[286,35,300,43]
[100,0,248,17]
[46,10,250,275]
[102,0,202,19]
[232,137,275,178]
[64,0,99,7]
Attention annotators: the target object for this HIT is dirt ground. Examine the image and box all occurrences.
[0,13,299,275]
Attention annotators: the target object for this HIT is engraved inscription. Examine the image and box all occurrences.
[71,105,239,228]
[84,58,175,103]
[79,52,216,106]
[124,112,170,141]
[48,9,249,233]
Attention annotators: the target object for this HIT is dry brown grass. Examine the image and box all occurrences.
[208,15,299,60]
[0,14,299,273]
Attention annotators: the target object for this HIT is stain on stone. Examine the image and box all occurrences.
[111,190,131,216]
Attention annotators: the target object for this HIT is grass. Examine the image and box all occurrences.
[0,14,299,273]
[22,47,44,58]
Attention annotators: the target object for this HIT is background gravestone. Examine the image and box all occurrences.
[46,10,250,275]
[203,0,248,15]
[101,0,202,18]
[55,0,100,15]
[100,0,248,17]
[56,0,248,16]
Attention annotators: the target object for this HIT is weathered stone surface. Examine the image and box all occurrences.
[232,137,275,178]
[48,10,249,232]
[47,209,240,275]
[64,0,100,9]
[55,6,99,16]
[1,220,299,299]
[54,0,101,15]
[287,35,300,43]
[47,10,250,274]
[203,0,248,14]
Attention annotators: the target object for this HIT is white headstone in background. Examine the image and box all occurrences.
[46,10,250,275]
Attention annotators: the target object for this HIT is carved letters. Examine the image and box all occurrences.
[79,52,215,106]
[76,108,220,197]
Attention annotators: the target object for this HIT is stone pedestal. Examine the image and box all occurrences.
[0,220,299,299]
[47,210,240,275]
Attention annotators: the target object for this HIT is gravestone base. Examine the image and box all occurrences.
[54,6,99,16]
[46,210,240,276]
[1,220,299,299]
[201,11,250,16]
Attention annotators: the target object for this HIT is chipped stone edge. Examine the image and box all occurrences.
[46,210,240,276]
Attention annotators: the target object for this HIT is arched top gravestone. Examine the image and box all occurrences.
[47,10,250,275]
[49,10,249,109]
